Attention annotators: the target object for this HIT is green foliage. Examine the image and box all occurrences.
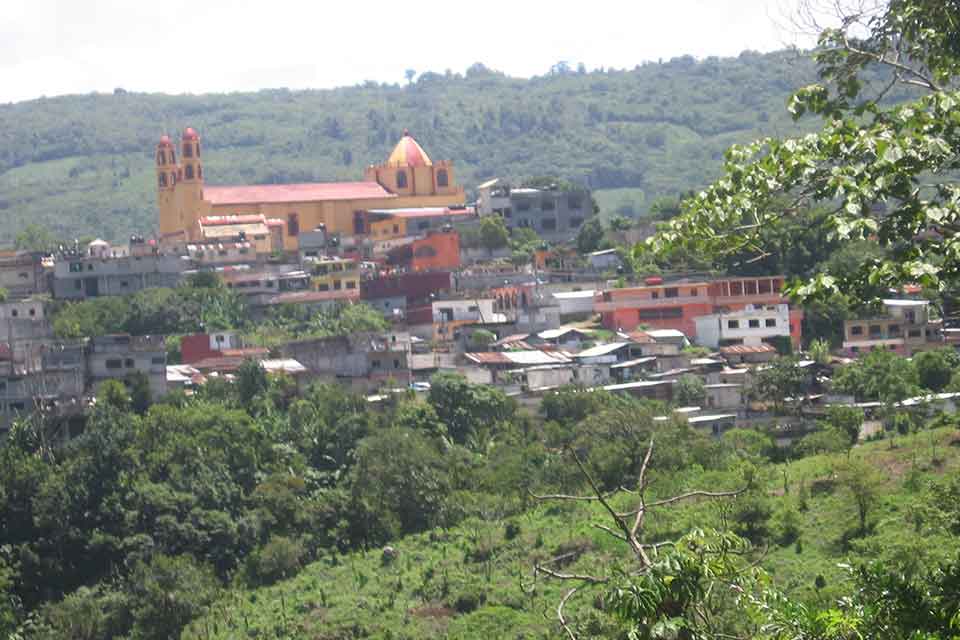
[674,373,706,407]
[914,347,960,392]
[469,329,497,351]
[832,348,921,403]
[427,373,515,446]
[647,0,960,304]
[0,52,823,246]
[825,405,865,448]
[13,224,56,253]
[575,217,605,254]
[246,535,305,585]
[478,215,509,252]
[749,356,807,414]
[50,284,247,339]
[97,379,131,412]
[246,302,388,347]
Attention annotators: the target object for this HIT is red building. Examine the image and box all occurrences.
[595,276,802,347]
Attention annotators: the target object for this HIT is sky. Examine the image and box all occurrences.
[2,0,818,104]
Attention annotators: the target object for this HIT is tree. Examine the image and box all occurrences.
[14,224,55,253]
[807,337,831,365]
[674,374,706,407]
[825,404,865,453]
[575,217,604,254]
[837,459,883,535]
[236,358,268,407]
[832,348,920,403]
[749,355,807,414]
[479,215,509,252]
[427,373,515,446]
[646,0,960,305]
[404,69,416,84]
[914,347,960,392]
[469,328,496,351]
[97,379,131,412]
[126,554,219,640]
[607,214,633,232]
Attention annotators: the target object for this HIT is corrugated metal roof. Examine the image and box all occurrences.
[688,414,737,424]
[719,343,777,354]
[602,380,674,392]
[260,359,308,375]
[610,356,657,369]
[576,342,631,358]
[466,350,570,366]
[551,290,595,299]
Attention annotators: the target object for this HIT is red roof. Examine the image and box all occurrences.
[205,182,395,205]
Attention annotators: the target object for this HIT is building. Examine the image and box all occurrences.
[694,304,792,349]
[842,299,942,356]
[86,334,167,399]
[595,275,803,347]
[308,256,362,293]
[476,179,594,242]
[53,241,185,299]
[157,128,465,251]
[385,229,461,272]
[281,331,411,389]
[0,251,50,299]
[1,341,86,431]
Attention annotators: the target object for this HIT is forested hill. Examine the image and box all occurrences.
[0,51,822,244]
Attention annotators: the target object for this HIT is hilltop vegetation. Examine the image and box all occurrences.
[0,51,827,244]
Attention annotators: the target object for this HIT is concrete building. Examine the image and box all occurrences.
[694,304,792,349]
[842,299,942,356]
[1,341,86,431]
[53,241,185,299]
[595,275,803,347]
[281,331,411,389]
[476,179,594,242]
[87,334,167,399]
[0,251,50,299]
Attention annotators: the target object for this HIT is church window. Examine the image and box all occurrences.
[158,173,167,187]
[197,166,202,179]
[185,165,194,180]
[170,172,176,185]
[170,151,176,164]
[437,169,449,187]
[183,143,193,158]
[195,142,201,157]
[157,151,165,165]
[287,213,300,237]
[396,170,408,189]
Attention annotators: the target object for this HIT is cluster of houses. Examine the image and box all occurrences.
[2,223,956,439]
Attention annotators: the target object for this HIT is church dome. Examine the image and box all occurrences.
[182,127,199,140]
[387,130,432,167]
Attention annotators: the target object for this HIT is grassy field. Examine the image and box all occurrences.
[185,427,960,639]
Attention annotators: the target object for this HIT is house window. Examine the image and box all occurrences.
[120,280,129,287]
[197,166,202,179]
[28,308,35,317]
[393,359,400,369]
[889,324,901,336]
[152,356,165,365]
[651,292,659,299]
[851,325,863,336]
[69,262,83,273]
[157,150,165,165]
[10,310,17,317]
[437,168,449,187]
[568,196,583,209]
[748,319,760,328]
[542,198,555,211]
[106,359,123,370]
[690,288,698,296]
[396,170,408,189]
[170,172,176,185]
[665,288,678,298]
[869,324,882,338]
[765,318,777,328]
[503,208,513,219]
[124,358,135,368]
[346,281,356,289]
[195,142,201,157]
[287,213,300,237]
[909,328,922,338]
[185,164,194,179]
[727,320,740,329]
[517,199,531,212]
[393,224,399,234]
[372,359,381,368]
[418,221,430,231]
[318,283,330,291]
[74,280,83,290]
[333,280,342,290]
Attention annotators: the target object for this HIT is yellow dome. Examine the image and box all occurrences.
[386,130,433,167]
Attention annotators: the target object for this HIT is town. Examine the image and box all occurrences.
[2,127,957,440]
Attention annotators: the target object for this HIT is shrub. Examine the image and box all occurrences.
[248,535,305,585]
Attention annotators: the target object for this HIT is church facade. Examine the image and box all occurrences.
[156,128,465,251]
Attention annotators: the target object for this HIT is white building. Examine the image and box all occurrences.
[694,304,791,349]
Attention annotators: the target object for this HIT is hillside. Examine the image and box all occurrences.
[0,51,826,245]
[185,428,960,640]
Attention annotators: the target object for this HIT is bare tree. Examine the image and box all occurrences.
[524,439,752,639]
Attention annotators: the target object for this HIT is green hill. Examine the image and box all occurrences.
[184,428,960,640]
[0,51,826,245]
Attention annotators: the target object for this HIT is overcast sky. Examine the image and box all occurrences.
[2,0,816,104]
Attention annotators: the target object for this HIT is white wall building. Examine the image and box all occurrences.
[694,304,791,349]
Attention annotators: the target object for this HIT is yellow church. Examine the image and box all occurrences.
[156,127,465,250]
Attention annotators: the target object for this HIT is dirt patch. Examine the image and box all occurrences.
[410,604,457,619]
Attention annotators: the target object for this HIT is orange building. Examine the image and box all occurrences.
[156,128,465,251]
[595,276,803,347]
[386,229,460,272]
